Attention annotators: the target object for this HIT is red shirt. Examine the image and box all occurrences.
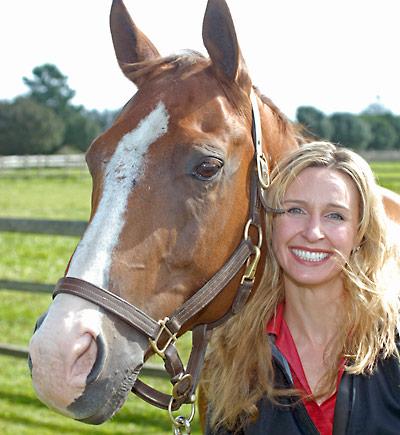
[266,303,343,435]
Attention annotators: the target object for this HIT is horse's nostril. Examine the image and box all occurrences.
[28,353,33,373]
[86,335,106,385]
[33,311,48,333]
[29,311,48,374]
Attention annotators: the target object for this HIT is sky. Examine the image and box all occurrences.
[1,0,399,120]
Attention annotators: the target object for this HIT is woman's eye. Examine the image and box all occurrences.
[286,207,304,215]
[327,212,344,221]
[193,158,223,180]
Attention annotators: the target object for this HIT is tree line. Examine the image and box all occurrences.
[0,64,117,155]
[297,105,400,150]
[1,64,399,155]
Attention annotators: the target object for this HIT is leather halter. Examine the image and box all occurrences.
[53,89,271,413]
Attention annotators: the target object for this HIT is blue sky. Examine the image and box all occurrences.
[1,0,399,120]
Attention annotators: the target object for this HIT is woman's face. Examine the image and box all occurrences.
[272,167,360,289]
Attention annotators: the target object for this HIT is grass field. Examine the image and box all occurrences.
[370,161,400,193]
[0,162,399,434]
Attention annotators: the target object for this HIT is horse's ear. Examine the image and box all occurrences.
[110,0,160,85]
[202,0,251,91]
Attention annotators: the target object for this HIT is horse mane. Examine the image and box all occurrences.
[257,89,299,137]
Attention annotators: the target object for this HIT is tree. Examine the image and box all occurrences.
[362,115,397,150]
[328,113,372,150]
[0,97,65,155]
[22,64,108,152]
[382,113,400,149]
[88,109,119,132]
[296,106,333,140]
[23,64,75,116]
[63,106,103,152]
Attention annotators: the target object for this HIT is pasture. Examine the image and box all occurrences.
[0,161,399,434]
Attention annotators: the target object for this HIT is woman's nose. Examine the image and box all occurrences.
[303,216,324,241]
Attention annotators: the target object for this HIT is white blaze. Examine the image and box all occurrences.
[67,102,169,288]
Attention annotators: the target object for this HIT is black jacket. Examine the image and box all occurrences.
[206,339,400,435]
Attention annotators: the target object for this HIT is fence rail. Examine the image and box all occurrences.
[0,280,54,293]
[1,151,400,171]
[0,217,167,378]
[0,217,87,236]
[0,154,86,169]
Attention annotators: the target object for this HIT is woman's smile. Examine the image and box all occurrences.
[290,247,331,264]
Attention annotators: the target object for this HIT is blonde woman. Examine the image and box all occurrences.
[203,142,400,434]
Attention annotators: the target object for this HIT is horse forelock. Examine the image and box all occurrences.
[122,50,208,83]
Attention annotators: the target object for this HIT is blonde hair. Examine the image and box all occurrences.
[202,141,400,431]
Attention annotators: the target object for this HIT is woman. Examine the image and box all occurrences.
[203,142,400,434]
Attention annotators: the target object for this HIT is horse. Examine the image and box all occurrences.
[28,0,400,432]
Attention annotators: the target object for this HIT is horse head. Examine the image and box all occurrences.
[29,0,298,425]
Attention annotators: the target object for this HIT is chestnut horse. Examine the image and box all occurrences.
[29,0,400,431]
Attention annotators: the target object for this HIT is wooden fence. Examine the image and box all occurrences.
[1,150,400,171]
[0,217,167,378]
[0,154,86,169]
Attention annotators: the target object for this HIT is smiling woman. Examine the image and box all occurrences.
[203,141,400,435]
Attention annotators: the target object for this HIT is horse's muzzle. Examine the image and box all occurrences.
[28,295,149,424]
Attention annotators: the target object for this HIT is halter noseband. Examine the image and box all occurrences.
[52,89,272,422]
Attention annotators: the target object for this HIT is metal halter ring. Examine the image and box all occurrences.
[172,373,193,401]
[243,219,263,249]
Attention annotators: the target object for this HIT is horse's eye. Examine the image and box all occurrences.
[193,158,224,180]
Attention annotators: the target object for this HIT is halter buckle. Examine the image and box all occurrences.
[149,317,177,359]
[257,152,270,189]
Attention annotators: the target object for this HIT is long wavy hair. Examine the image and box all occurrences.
[201,141,400,431]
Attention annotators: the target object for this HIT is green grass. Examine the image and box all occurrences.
[0,168,91,220]
[370,161,400,193]
[0,162,399,434]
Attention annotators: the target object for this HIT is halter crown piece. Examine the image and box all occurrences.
[53,89,269,434]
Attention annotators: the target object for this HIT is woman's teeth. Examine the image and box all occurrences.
[291,249,329,262]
